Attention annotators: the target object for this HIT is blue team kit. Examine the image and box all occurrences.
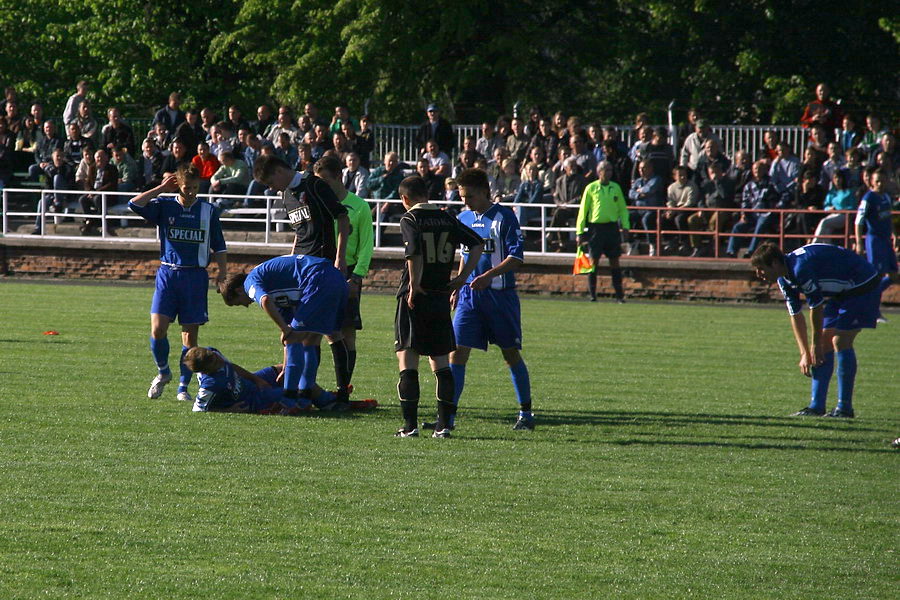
[856,191,898,274]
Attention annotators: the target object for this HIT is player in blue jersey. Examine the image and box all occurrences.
[855,169,898,318]
[182,346,310,414]
[129,164,228,402]
[220,254,349,410]
[750,242,882,418]
[445,168,535,431]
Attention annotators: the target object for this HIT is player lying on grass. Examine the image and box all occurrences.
[221,255,350,411]
[393,175,483,438]
[128,164,227,403]
[182,346,377,413]
[750,242,882,418]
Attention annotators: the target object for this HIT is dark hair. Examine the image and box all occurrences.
[749,242,784,269]
[182,347,224,374]
[398,175,428,200]
[253,154,290,182]
[175,162,200,183]
[222,273,248,305]
[456,168,490,192]
[832,170,846,189]
[314,155,342,179]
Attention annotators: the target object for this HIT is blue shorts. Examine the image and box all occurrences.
[866,235,898,274]
[822,287,881,331]
[151,265,209,325]
[290,267,348,335]
[453,286,522,351]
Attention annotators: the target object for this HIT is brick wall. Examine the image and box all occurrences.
[1,238,897,305]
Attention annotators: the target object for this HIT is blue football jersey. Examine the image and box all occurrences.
[457,204,525,290]
[244,254,333,315]
[129,196,227,267]
[777,244,878,315]
[855,191,894,240]
[193,348,259,412]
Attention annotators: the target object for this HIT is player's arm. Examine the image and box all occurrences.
[258,295,293,343]
[129,173,177,208]
[470,255,522,291]
[470,214,524,291]
[616,185,631,231]
[231,362,271,389]
[406,254,425,309]
[209,208,228,292]
[575,184,592,245]
[352,202,375,279]
[335,212,350,275]
[854,199,867,255]
[448,229,484,292]
[789,312,813,377]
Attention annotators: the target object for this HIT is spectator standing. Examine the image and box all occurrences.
[184,109,205,142]
[530,118,558,166]
[28,120,62,182]
[76,100,100,148]
[549,158,585,250]
[31,147,75,233]
[152,92,186,132]
[63,123,92,166]
[101,107,135,155]
[679,119,723,174]
[226,106,249,133]
[800,83,842,141]
[759,130,779,162]
[252,105,275,138]
[355,114,375,169]
[62,80,88,126]
[416,104,454,155]
[506,117,530,167]
[477,121,503,160]
[646,127,676,187]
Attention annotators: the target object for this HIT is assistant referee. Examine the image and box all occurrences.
[575,161,630,302]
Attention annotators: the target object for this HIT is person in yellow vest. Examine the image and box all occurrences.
[575,161,630,302]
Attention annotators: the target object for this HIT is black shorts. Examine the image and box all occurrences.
[394,293,455,356]
[587,222,622,259]
[341,293,363,330]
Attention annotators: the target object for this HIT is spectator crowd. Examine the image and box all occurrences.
[7,80,899,254]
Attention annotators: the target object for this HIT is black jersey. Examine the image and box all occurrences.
[398,203,483,297]
[281,172,348,260]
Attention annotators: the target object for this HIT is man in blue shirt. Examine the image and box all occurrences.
[444,168,535,431]
[750,242,882,418]
[855,170,898,313]
[129,164,228,402]
[220,254,349,410]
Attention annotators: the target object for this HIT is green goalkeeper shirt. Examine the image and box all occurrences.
[575,180,630,235]
[336,191,374,278]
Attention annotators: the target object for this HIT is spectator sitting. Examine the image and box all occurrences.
[63,122,92,167]
[841,148,863,192]
[759,130,779,162]
[548,158,585,250]
[868,132,900,169]
[341,152,369,197]
[569,135,597,182]
[355,114,374,169]
[111,146,138,193]
[101,107,135,155]
[30,103,45,133]
[514,162,545,226]
[799,83,842,141]
[461,134,481,159]
[629,125,653,164]
[551,145,572,181]
[472,157,496,191]
[416,157,443,200]
[4,101,22,136]
[63,80,88,126]
[74,145,96,194]
[687,162,737,256]
[75,100,100,149]
[226,105,250,134]
[266,110,299,146]
[136,138,164,191]
[147,121,170,152]
[332,131,351,161]
[646,127,676,187]
[79,148,118,235]
[369,151,405,221]
[477,121,504,160]
[452,149,479,179]
[694,138,731,188]
[303,131,323,161]
[806,124,829,164]
[677,108,701,150]
[627,159,665,255]
[297,142,314,175]
[525,106,543,137]
[152,92,186,132]
[313,124,332,151]
[506,117,531,167]
[487,145,510,181]
[303,102,323,127]
[679,119,723,174]
[819,142,845,191]
[603,126,629,157]
[273,132,298,168]
[210,122,236,158]
[329,105,357,135]
[839,114,861,153]
[726,149,752,200]
[416,103,454,155]
[239,127,262,172]
[172,119,199,159]
[160,138,190,175]
[252,104,275,138]
[726,160,778,257]
[209,151,250,208]
[587,124,604,160]
[529,118,558,166]
[521,145,554,194]
[200,107,217,140]
[786,170,825,244]
[31,147,75,234]
[184,109,205,143]
[191,142,221,194]
[813,170,857,244]
[340,121,359,155]
[662,165,699,254]
[566,115,586,145]
[602,138,632,194]
[797,146,823,189]
[16,113,38,154]
[423,139,450,180]
[768,141,800,205]
[875,154,900,198]
[28,120,63,182]
[492,158,521,202]
[861,114,888,155]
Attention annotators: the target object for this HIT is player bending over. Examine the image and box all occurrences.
[446,167,535,431]
[183,346,308,414]
[393,175,483,438]
[221,255,349,410]
[751,242,883,418]
[128,164,227,402]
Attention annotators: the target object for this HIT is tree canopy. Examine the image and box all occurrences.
[2,0,897,124]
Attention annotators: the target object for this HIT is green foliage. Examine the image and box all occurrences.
[0,0,897,123]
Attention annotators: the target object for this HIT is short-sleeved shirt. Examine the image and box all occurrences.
[457,203,525,290]
[194,348,259,412]
[855,191,894,240]
[129,196,226,267]
[398,203,482,296]
[244,254,333,314]
[776,244,878,315]
[280,171,348,260]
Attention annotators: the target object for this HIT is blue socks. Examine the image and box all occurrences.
[449,364,466,427]
[809,352,834,412]
[300,345,319,390]
[284,343,304,392]
[509,360,532,416]
[150,336,170,375]
[879,275,892,293]
[836,349,857,413]
[178,346,192,392]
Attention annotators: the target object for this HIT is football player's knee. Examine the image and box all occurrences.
[433,367,454,403]
[397,369,420,401]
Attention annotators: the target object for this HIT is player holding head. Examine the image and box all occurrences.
[220,254,348,410]
[445,167,535,431]
[751,242,882,418]
[128,163,227,402]
[854,169,898,318]
[393,175,484,437]
[182,346,309,414]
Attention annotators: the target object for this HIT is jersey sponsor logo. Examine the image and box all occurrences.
[288,205,312,226]
[167,227,207,243]
[469,222,486,228]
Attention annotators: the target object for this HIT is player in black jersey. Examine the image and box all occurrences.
[394,176,484,438]
[252,154,356,408]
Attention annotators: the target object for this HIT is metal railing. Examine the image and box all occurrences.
[6,188,895,261]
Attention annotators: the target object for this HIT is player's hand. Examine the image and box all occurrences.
[810,342,824,368]
[407,283,425,309]
[450,288,459,310]
[347,277,361,299]
[160,174,178,193]
[279,327,295,346]
[335,257,347,276]
[855,245,865,256]
[469,274,491,291]
[215,276,227,295]
[798,351,814,377]
[447,275,467,292]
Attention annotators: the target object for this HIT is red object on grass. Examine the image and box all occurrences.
[43,331,60,335]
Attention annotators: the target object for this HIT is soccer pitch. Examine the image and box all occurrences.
[0,281,897,599]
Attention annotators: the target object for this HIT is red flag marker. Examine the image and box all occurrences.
[43,331,60,335]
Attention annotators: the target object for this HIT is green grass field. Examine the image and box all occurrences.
[0,281,897,599]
